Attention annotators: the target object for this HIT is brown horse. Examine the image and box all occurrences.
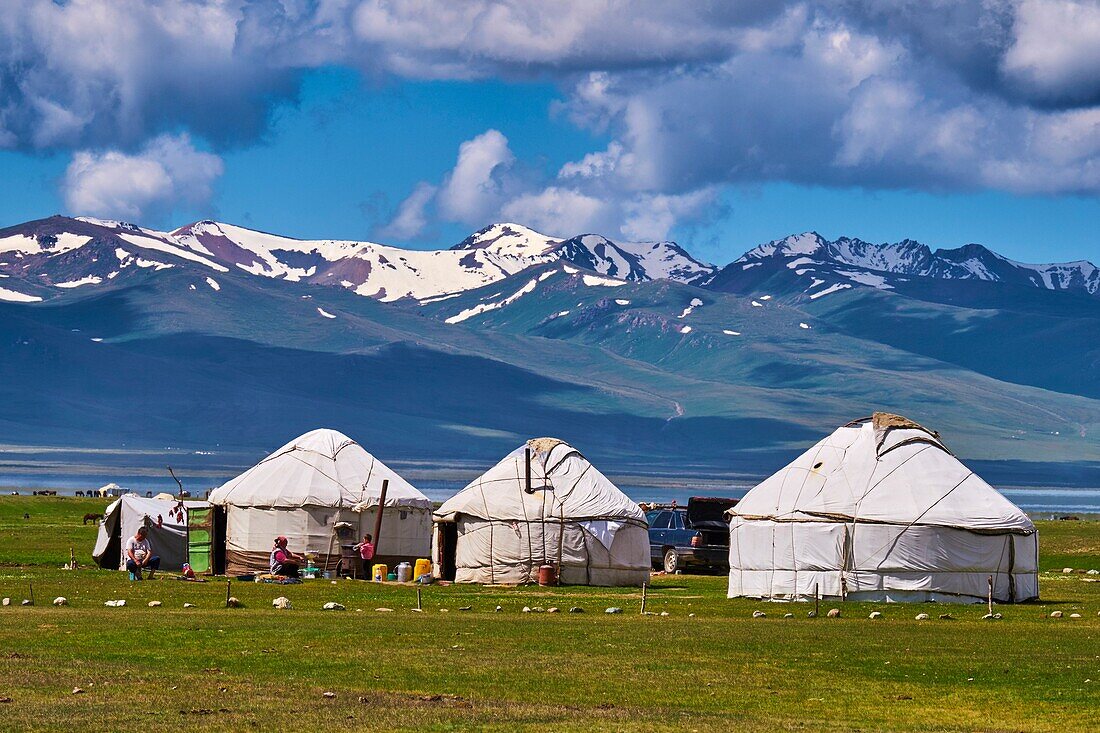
[82,513,103,525]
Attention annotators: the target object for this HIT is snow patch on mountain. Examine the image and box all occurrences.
[581,274,626,288]
[0,286,42,302]
[810,283,852,299]
[445,275,541,324]
[55,275,102,288]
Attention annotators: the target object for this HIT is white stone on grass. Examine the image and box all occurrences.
[272,597,291,609]
[53,597,68,606]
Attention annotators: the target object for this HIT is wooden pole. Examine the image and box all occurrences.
[225,579,231,608]
[416,586,422,611]
[524,448,532,494]
[987,575,993,615]
[814,583,819,617]
[69,547,76,570]
[28,581,34,606]
[640,582,648,615]
[371,479,389,558]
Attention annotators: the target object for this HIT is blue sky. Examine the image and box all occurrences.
[0,2,1097,266]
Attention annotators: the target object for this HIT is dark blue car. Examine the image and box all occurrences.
[646,497,737,573]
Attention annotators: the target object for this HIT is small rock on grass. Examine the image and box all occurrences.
[915,613,930,621]
[375,608,394,613]
[0,696,12,703]
[227,597,242,608]
[322,602,345,611]
[783,612,793,619]
[938,614,955,620]
[322,691,336,699]
[522,606,532,613]
[568,607,584,613]
[688,613,696,618]
[458,606,472,611]
[71,688,85,695]
[605,607,623,614]
[21,600,32,606]
[183,603,195,608]
[868,611,882,619]
[827,608,841,618]
[104,600,126,607]
[752,610,766,618]
[494,605,502,612]
[1050,610,1063,618]
[1062,567,1074,574]
[547,607,560,613]
[53,597,68,606]
[272,597,291,610]
[1069,613,1082,618]
[1,598,9,606]
[147,601,161,608]
[660,611,670,617]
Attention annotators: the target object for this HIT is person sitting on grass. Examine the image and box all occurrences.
[270,536,302,578]
[125,526,160,580]
[354,533,375,578]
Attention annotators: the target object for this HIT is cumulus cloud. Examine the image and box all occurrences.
[378,182,437,240]
[2,1,1097,234]
[62,134,223,222]
[1002,0,1100,106]
[436,130,517,223]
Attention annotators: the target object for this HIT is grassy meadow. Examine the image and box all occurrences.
[1,495,1098,732]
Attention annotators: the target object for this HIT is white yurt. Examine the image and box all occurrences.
[728,413,1039,603]
[92,494,210,571]
[433,438,650,586]
[208,429,432,574]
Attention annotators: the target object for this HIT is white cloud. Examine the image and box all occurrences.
[379,182,437,240]
[499,187,609,237]
[436,129,516,223]
[3,0,1096,227]
[62,134,223,221]
[1003,0,1100,106]
[621,189,719,241]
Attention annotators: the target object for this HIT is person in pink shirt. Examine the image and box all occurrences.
[354,533,375,578]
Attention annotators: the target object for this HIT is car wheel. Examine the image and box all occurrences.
[663,548,679,574]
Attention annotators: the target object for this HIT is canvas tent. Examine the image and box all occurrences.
[92,494,210,571]
[96,482,124,498]
[208,429,431,575]
[433,438,650,586]
[727,413,1038,603]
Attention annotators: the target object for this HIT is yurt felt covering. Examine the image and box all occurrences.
[434,438,650,586]
[209,429,431,574]
[727,413,1038,603]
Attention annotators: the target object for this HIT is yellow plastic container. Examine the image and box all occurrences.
[371,563,388,582]
[413,558,432,581]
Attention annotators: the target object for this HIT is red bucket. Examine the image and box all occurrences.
[537,564,558,586]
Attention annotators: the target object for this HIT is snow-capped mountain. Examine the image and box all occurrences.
[707,231,1100,300]
[0,217,714,303]
[555,234,715,284]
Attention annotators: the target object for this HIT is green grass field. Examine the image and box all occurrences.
[1,496,1098,732]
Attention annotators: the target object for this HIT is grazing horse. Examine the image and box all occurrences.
[82,513,103,525]
[75,490,85,497]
